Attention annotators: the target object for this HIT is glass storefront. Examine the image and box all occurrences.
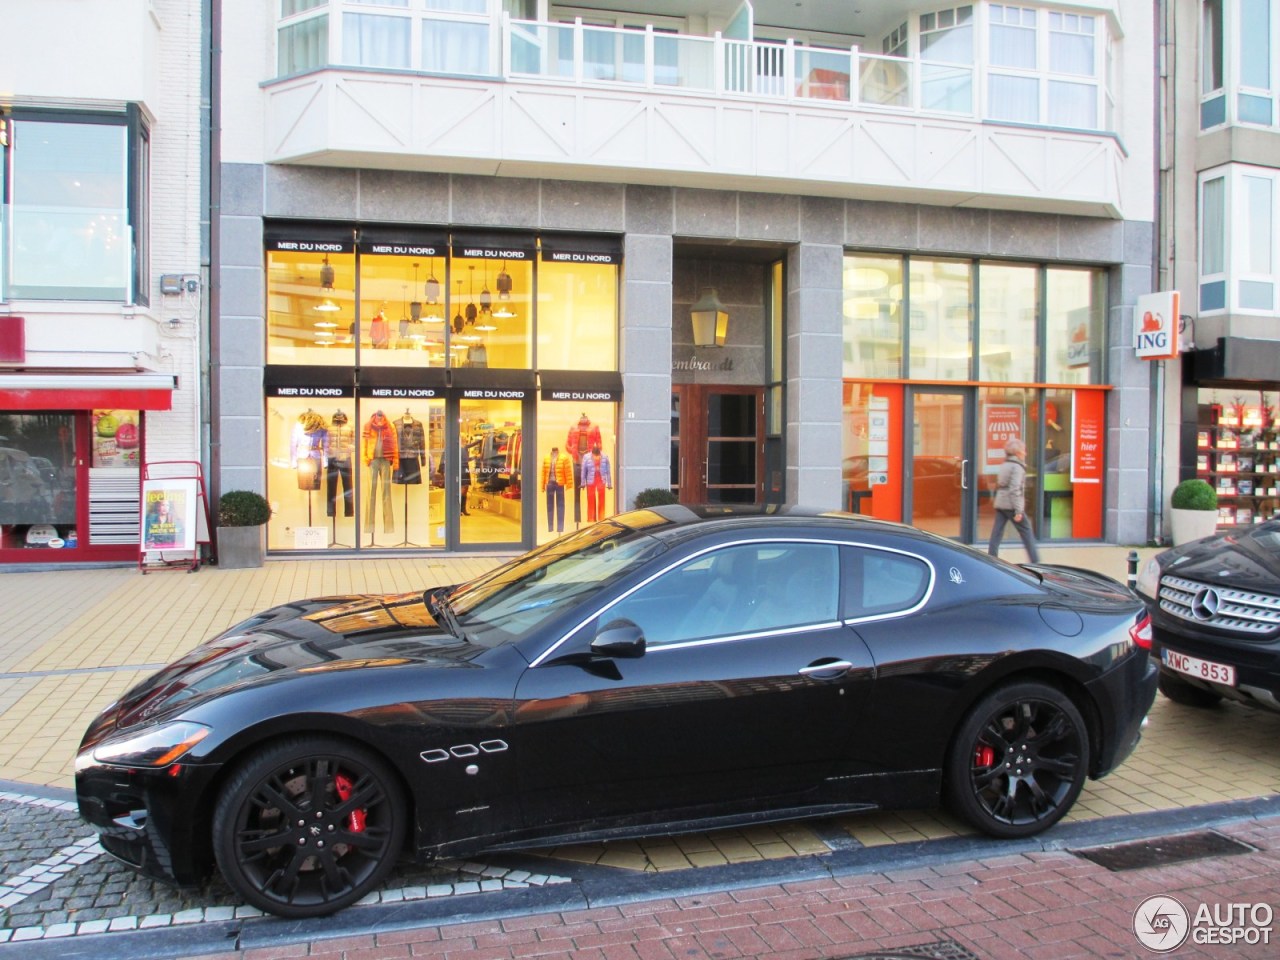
[842,253,1108,543]
[1189,387,1280,528]
[0,409,143,558]
[262,225,621,553]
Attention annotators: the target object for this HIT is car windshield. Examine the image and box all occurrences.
[444,519,669,647]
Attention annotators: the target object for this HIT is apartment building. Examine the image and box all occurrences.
[1160,0,1280,534]
[211,1,1157,557]
[0,1,206,564]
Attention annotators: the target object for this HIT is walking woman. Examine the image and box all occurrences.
[988,438,1040,563]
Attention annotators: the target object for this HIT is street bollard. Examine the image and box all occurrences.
[1127,549,1139,590]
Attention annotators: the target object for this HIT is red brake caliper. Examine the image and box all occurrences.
[973,745,995,769]
[333,773,367,833]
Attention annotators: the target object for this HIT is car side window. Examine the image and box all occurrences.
[841,546,930,619]
[606,542,840,647]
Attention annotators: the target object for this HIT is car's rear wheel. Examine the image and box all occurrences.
[212,736,406,918]
[946,682,1089,839]
[1157,670,1223,708]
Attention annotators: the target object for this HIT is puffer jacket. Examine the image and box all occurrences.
[993,455,1027,514]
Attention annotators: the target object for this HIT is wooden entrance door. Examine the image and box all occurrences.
[671,386,764,505]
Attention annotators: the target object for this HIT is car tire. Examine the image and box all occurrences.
[945,682,1089,839]
[1157,670,1223,708]
[212,736,406,918]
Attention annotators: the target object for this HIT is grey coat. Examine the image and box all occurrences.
[993,455,1028,514]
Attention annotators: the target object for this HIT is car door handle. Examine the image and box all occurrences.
[798,660,854,679]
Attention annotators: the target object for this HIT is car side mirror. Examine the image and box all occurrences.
[590,619,646,659]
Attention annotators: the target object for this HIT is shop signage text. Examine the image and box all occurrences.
[1133,290,1180,360]
[544,390,619,402]
[982,403,1024,473]
[462,248,529,260]
[673,355,735,372]
[273,386,347,397]
[544,251,618,264]
[272,241,345,252]
[1071,392,1105,484]
[462,388,528,399]
[366,244,441,256]
[368,387,439,398]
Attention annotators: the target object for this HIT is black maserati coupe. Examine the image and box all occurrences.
[1136,519,1280,713]
[77,506,1157,918]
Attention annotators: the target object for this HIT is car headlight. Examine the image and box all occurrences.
[89,721,211,768]
[1135,556,1162,599]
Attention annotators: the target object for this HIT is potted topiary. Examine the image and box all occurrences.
[217,490,272,569]
[1169,478,1219,546]
[633,487,679,509]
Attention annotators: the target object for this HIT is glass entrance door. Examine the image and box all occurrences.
[907,387,975,540]
[672,386,763,505]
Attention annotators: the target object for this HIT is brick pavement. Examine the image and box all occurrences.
[176,815,1280,960]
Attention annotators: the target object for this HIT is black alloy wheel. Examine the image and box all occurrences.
[1157,669,1224,708]
[946,682,1089,839]
[212,737,406,918]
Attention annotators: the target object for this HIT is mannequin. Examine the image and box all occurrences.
[566,413,601,526]
[540,446,574,534]
[290,410,328,491]
[459,440,473,515]
[393,410,428,485]
[326,409,355,517]
[362,410,399,533]
[580,443,613,523]
[370,309,390,349]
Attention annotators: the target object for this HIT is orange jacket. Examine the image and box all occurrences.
[361,413,399,465]
[540,453,573,490]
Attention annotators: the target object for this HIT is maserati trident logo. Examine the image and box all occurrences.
[1191,586,1221,621]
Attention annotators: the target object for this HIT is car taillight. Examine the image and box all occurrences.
[1129,612,1152,650]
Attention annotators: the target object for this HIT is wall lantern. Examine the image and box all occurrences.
[690,288,729,347]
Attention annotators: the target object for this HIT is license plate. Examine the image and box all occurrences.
[1162,648,1237,687]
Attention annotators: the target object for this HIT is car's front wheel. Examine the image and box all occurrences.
[212,736,406,918]
[945,682,1089,839]
[1158,670,1223,708]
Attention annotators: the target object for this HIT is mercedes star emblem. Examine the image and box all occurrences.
[1190,586,1221,621]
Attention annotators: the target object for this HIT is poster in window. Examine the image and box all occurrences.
[141,479,198,552]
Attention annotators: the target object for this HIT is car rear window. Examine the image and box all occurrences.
[841,546,931,619]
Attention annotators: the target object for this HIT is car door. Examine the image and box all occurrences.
[511,540,875,833]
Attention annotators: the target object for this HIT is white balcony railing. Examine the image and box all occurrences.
[275,7,1110,132]
[507,20,984,120]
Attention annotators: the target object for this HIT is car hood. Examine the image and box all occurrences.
[1158,523,1280,593]
[111,591,477,727]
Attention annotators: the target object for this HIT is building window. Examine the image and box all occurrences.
[278,2,329,76]
[2,110,149,304]
[1200,0,1277,129]
[1200,165,1279,315]
[918,6,974,114]
[843,252,1106,386]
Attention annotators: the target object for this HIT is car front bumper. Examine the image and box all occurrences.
[75,753,222,886]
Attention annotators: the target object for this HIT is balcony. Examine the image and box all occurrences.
[263,8,1127,217]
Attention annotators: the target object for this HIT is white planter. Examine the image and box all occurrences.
[1170,508,1218,546]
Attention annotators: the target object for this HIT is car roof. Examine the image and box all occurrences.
[622,504,949,550]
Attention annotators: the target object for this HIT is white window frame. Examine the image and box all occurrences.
[1199,164,1280,316]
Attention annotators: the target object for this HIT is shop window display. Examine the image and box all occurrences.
[262,228,620,553]
[0,412,78,549]
[535,402,617,546]
[266,246,357,366]
[266,397,445,550]
[447,255,533,371]
[458,398,524,547]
